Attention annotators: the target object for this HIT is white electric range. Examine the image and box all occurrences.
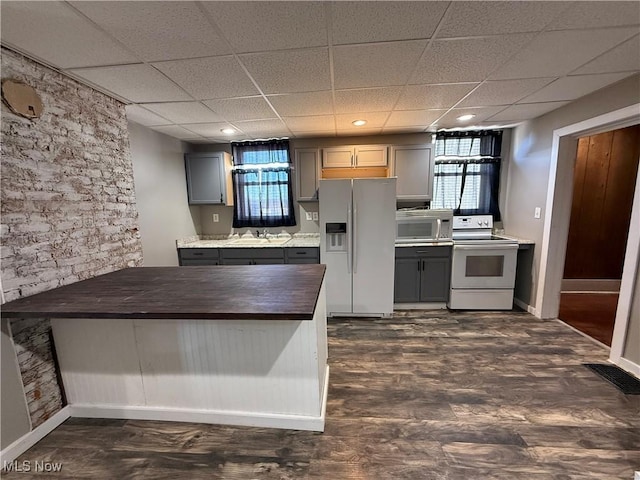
[449,215,518,310]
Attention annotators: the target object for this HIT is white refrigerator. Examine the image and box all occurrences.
[319,178,396,316]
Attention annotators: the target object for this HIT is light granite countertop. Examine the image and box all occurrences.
[177,233,320,249]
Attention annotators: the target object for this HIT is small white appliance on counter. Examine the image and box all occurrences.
[449,214,518,310]
[320,178,396,316]
[395,208,453,244]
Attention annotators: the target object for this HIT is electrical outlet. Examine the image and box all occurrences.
[534,207,541,219]
[213,213,219,223]
[312,212,319,221]
[305,212,312,221]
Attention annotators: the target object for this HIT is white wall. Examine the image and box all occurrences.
[505,74,640,306]
[128,122,199,265]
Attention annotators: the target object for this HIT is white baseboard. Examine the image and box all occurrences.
[68,366,330,433]
[0,406,71,465]
[613,357,640,378]
[513,298,537,315]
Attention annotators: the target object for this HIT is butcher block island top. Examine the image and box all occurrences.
[1,264,326,320]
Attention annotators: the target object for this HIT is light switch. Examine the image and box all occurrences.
[213,213,219,223]
[312,212,319,221]
[305,212,312,221]
[534,207,541,219]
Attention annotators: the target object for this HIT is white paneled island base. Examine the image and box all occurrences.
[52,285,328,431]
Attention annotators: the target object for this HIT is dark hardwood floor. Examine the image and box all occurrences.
[558,292,619,346]
[3,310,639,479]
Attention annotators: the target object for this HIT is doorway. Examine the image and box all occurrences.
[558,125,640,345]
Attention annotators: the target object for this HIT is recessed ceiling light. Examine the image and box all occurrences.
[457,114,476,122]
[221,128,235,134]
[352,120,367,126]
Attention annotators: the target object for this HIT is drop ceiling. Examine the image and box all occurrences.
[1,1,639,142]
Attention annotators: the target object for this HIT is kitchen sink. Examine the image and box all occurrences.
[229,237,290,246]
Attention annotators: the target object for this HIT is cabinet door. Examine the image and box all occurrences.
[185,153,224,204]
[253,258,286,265]
[295,149,320,201]
[420,257,451,302]
[355,145,388,167]
[391,145,433,201]
[394,258,421,303]
[322,147,354,168]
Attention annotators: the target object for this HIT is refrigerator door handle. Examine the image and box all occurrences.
[353,199,358,273]
[346,201,352,274]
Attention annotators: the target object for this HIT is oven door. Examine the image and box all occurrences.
[451,243,518,289]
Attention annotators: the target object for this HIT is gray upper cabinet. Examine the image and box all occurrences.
[185,152,233,205]
[390,145,434,201]
[295,148,320,201]
[322,145,388,168]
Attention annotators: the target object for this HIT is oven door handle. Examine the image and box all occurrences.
[454,243,518,251]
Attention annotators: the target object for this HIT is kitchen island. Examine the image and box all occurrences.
[1,265,329,431]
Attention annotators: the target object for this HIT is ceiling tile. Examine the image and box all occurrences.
[486,102,571,122]
[457,78,556,107]
[331,2,447,45]
[152,56,259,100]
[125,105,172,126]
[290,130,337,138]
[204,2,327,53]
[411,34,535,84]
[435,106,506,128]
[141,102,222,124]
[385,110,445,128]
[0,1,137,69]
[239,48,331,94]
[520,72,633,103]
[395,84,478,110]
[437,2,569,38]
[70,1,230,62]
[335,112,390,129]
[333,40,427,89]
[181,122,239,137]
[267,91,334,117]
[203,97,276,122]
[572,35,640,75]
[489,27,638,80]
[68,64,191,103]
[334,88,403,114]
[547,1,640,30]
[232,119,290,136]
[283,115,335,132]
[335,127,383,137]
[150,125,204,140]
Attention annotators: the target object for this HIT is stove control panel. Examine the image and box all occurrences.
[452,215,494,230]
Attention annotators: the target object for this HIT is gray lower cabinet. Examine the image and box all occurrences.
[285,247,320,264]
[178,248,220,266]
[220,248,285,265]
[179,247,320,266]
[394,246,451,303]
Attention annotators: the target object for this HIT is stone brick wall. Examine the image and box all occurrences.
[1,48,143,427]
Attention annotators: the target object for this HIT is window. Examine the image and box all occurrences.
[231,139,296,228]
[432,130,502,220]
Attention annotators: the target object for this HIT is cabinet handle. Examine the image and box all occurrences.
[193,252,204,256]
[220,193,223,203]
[421,260,425,271]
[295,252,307,255]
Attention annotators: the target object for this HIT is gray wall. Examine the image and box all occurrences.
[1,319,30,450]
[129,122,199,265]
[505,74,640,306]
